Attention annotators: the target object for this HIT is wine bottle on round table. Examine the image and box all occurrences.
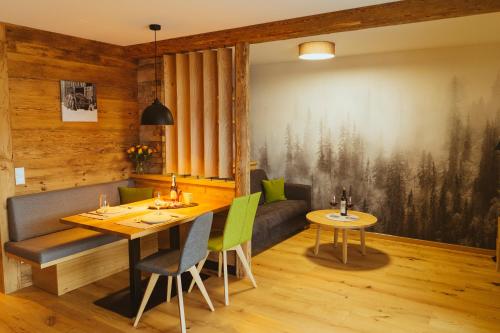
[340,187,348,216]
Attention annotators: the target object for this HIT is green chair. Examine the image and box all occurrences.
[187,192,261,305]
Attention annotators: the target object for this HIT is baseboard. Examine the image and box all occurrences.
[308,223,495,256]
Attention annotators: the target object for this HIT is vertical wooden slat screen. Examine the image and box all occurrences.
[163,54,177,174]
[217,48,233,179]
[203,50,219,178]
[176,53,191,175]
[189,52,204,177]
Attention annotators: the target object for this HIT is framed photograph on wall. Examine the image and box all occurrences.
[60,80,98,122]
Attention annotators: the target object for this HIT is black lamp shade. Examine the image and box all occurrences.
[141,98,174,125]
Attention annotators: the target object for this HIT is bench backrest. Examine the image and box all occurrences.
[7,180,133,242]
[250,169,268,205]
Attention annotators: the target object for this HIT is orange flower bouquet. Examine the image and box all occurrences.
[127,144,156,174]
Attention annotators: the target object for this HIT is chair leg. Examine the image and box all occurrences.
[223,250,229,306]
[188,251,209,293]
[167,276,172,302]
[188,266,215,311]
[235,245,257,288]
[133,273,159,328]
[218,252,223,277]
[176,275,186,333]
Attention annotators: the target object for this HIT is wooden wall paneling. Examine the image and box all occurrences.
[176,53,191,175]
[234,42,251,278]
[138,57,163,174]
[0,23,21,294]
[189,52,204,177]
[163,54,178,175]
[7,24,139,194]
[203,50,218,178]
[126,0,500,57]
[217,48,234,179]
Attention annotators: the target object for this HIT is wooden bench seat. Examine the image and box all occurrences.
[4,180,157,295]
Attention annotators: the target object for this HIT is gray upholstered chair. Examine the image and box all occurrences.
[133,212,215,333]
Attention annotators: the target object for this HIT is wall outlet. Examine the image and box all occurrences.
[15,167,25,185]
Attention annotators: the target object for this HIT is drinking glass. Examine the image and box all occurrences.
[99,194,108,213]
[154,191,162,215]
[330,194,338,208]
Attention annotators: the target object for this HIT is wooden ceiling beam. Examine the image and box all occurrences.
[125,0,500,59]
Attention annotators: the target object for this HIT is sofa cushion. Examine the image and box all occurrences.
[254,200,308,230]
[4,228,121,264]
[7,179,132,242]
[262,178,287,204]
[250,169,268,205]
[119,187,153,204]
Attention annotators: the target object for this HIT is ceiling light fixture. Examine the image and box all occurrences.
[141,24,174,125]
[298,41,335,60]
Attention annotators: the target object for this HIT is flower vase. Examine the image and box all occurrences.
[135,161,146,174]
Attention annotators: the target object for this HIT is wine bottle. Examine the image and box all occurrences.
[170,175,178,201]
[340,187,348,216]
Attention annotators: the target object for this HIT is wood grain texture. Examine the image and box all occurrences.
[234,43,251,278]
[1,229,499,332]
[31,234,157,295]
[61,197,230,240]
[6,24,139,194]
[138,58,163,174]
[203,50,219,178]
[176,53,191,175]
[132,174,235,204]
[189,52,204,177]
[217,48,233,179]
[125,0,500,57]
[0,23,20,294]
[163,54,178,175]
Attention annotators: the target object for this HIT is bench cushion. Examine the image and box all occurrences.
[7,180,132,242]
[254,200,308,229]
[4,228,121,265]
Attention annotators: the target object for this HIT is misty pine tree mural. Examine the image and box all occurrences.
[251,53,500,249]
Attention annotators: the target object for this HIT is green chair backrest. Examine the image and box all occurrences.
[222,192,261,250]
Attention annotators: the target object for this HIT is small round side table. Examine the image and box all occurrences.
[306,209,378,264]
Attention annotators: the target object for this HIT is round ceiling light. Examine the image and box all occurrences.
[298,41,335,60]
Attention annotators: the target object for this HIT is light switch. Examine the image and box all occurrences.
[15,167,25,185]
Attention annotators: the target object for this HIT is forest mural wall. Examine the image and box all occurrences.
[250,43,500,249]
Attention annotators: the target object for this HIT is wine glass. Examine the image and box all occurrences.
[154,191,162,215]
[99,194,108,213]
[329,194,338,208]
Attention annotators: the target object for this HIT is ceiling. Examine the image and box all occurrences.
[251,12,500,64]
[0,0,395,46]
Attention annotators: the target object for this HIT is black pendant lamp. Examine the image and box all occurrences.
[141,24,174,125]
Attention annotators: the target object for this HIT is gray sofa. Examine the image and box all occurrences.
[5,180,133,265]
[250,169,311,255]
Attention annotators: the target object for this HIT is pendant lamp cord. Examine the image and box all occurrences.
[154,29,158,100]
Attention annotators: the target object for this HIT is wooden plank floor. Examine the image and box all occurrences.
[1,228,499,333]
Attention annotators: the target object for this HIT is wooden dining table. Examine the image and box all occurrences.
[60,198,230,318]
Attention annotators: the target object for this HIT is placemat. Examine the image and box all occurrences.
[115,213,187,229]
[79,205,149,220]
[325,213,359,222]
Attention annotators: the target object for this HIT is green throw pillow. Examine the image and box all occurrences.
[262,178,287,204]
[118,187,154,204]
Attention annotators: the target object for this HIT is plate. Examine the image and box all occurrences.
[141,214,172,224]
[96,206,126,214]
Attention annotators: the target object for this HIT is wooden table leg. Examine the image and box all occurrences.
[314,225,321,255]
[342,229,348,264]
[333,228,338,248]
[360,228,366,255]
